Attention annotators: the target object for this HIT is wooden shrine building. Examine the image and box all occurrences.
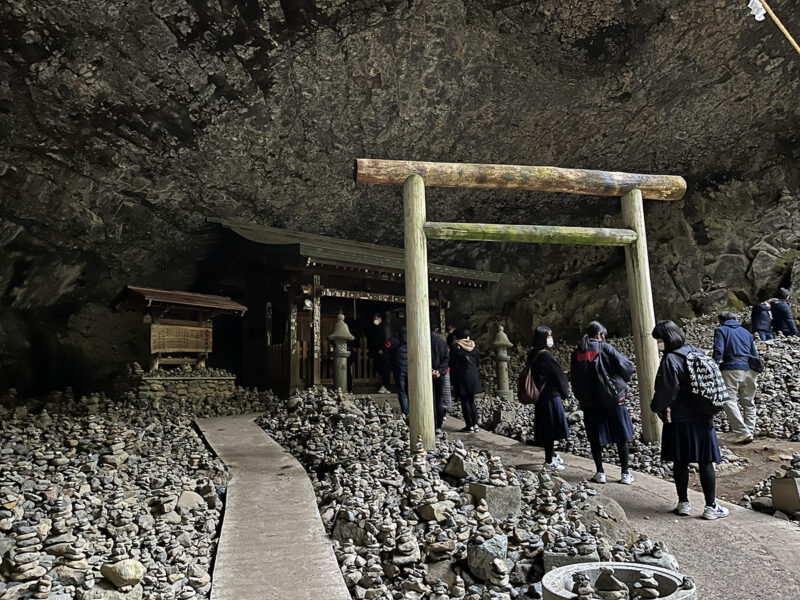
[115,286,247,369]
[206,218,501,395]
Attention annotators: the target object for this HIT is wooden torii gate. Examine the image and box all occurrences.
[355,159,687,449]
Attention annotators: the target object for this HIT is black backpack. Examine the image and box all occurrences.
[572,348,625,410]
[673,346,730,416]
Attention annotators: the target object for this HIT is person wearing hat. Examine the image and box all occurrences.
[450,328,481,433]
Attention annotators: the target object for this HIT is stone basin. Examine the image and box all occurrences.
[542,561,697,600]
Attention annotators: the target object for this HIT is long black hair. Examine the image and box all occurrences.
[578,321,607,351]
[532,326,552,349]
[651,320,686,352]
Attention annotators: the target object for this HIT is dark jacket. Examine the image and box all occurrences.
[450,340,481,396]
[431,333,449,374]
[570,340,635,409]
[651,343,708,422]
[751,303,772,333]
[385,332,407,372]
[712,320,758,371]
[527,348,570,400]
[771,301,798,335]
[367,321,391,357]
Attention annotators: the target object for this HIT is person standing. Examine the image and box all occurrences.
[713,310,760,444]
[450,328,481,433]
[771,288,799,336]
[431,329,450,431]
[385,328,408,415]
[528,326,570,471]
[751,300,773,341]
[368,312,392,394]
[651,320,729,520]
[445,324,457,347]
[570,321,636,485]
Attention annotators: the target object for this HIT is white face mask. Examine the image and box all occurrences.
[373,319,380,326]
[657,341,665,352]
[546,337,554,348]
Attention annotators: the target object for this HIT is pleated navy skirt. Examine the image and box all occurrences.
[584,403,635,446]
[660,417,722,463]
[534,394,570,443]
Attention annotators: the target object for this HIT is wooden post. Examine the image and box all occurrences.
[312,275,321,386]
[288,301,299,394]
[404,174,435,450]
[621,189,662,443]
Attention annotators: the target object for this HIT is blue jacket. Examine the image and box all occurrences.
[750,303,772,333]
[386,332,408,372]
[712,320,758,371]
[771,301,798,336]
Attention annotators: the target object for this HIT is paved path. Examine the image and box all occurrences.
[444,417,800,600]
[196,413,349,600]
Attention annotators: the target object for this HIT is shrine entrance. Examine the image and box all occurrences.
[355,158,687,449]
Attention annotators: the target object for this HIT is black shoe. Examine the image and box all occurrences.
[459,426,472,433]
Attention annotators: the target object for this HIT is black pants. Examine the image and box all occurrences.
[590,438,630,474]
[375,354,392,388]
[433,377,445,429]
[543,439,555,464]
[673,461,716,507]
[459,394,478,428]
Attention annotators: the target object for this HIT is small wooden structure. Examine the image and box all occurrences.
[115,286,247,369]
[206,219,500,396]
[355,158,687,449]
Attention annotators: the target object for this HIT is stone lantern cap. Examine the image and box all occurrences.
[328,313,354,342]
[492,325,512,349]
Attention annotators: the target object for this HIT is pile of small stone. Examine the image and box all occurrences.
[740,452,800,522]
[258,387,683,599]
[0,373,276,600]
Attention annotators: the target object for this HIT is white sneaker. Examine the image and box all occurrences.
[591,472,607,484]
[377,386,390,394]
[553,454,564,465]
[676,501,692,516]
[702,503,730,520]
[620,472,634,485]
[548,461,565,472]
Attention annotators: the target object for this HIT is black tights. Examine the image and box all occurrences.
[590,439,630,474]
[544,439,555,464]
[673,461,716,507]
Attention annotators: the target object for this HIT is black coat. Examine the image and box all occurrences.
[450,342,481,396]
[367,321,391,357]
[431,333,449,373]
[650,343,708,422]
[386,332,408,372]
[751,303,772,332]
[771,301,798,335]
[570,340,634,409]
[527,348,570,400]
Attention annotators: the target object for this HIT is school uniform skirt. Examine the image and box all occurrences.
[534,394,570,443]
[660,417,722,463]
[584,403,635,447]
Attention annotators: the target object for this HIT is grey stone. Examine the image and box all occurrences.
[424,560,457,587]
[332,518,369,546]
[416,501,455,522]
[444,455,483,480]
[468,483,521,520]
[100,559,146,588]
[80,582,144,600]
[176,491,206,511]
[467,534,507,582]
[577,495,636,547]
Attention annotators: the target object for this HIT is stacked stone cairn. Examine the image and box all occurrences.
[0,368,275,599]
[258,387,685,600]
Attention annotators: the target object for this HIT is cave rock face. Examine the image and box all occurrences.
[1,0,799,389]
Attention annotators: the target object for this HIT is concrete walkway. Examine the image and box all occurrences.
[196,413,349,600]
[444,418,800,600]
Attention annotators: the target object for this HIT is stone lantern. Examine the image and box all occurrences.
[327,313,354,392]
[492,325,513,400]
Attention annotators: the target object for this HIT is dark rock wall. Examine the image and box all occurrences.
[1,0,799,390]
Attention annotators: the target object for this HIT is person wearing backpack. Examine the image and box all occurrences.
[528,326,570,471]
[770,288,799,336]
[450,328,481,433]
[750,300,773,341]
[650,320,729,520]
[570,321,636,485]
[713,310,761,444]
